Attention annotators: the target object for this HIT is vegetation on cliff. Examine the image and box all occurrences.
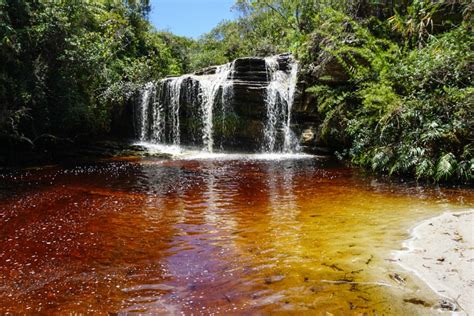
[192,0,472,183]
[301,8,472,182]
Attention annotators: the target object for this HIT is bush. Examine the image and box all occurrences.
[305,11,472,183]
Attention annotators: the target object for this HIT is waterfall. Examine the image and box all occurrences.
[284,61,299,152]
[169,77,183,145]
[135,55,300,154]
[262,56,299,153]
[196,62,233,152]
[219,66,234,150]
[136,63,233,152]
[138,82,155,141]
[138,79,180,144]
[150,82,164,143]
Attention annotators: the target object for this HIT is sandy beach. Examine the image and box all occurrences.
[395,210,474,315]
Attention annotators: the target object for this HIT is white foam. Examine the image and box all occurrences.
[135,142,314,161]
[134,142,186,155]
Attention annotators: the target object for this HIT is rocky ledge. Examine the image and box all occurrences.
[0,134,171,168]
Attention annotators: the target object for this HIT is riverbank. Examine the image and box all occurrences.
[395,210,474,314]
[0,137,172,168]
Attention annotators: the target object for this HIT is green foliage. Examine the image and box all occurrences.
[0,0,189,138]
[190,0,416,69]
[387,0,440,48]
[305,10,473,183]
[190,0,354,70]
[305,84,351,147]
[189,20,243,70]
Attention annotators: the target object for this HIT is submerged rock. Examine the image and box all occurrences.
[264,275,286,284]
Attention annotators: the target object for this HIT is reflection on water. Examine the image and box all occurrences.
[0,157,472,314]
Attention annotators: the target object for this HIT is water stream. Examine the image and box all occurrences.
[263,56,299,153]
[196,63,234,152]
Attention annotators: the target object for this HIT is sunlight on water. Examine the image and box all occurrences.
[0,157,472,314]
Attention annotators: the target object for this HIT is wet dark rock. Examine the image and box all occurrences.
[403,298,431,307]
[437,299,459,311]
[128,145,148,151]
[228,55,323,152]
[231,57,268,82]
[77,141,158,159]
[301,146,333,156]
[34,134,74,151]
[276,53,293,71]
[233,57,267,73]
[127,151,172,159]
[194,66,218,76]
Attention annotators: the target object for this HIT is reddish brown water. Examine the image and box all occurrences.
[0,156,472,315]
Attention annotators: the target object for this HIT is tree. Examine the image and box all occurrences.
[0,0,186,138]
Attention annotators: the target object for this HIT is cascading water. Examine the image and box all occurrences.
[196,62,233,152]
[150,82,165,143]
[169,77,183,145]
[138,80,177,145]
[218,66,234,150]
[136,63,234,152]
[262,56,299,153]
[135,55,300,154]
[138,82,155,141]
[284,63,299,152]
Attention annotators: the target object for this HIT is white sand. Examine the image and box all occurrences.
[395,210,474,315]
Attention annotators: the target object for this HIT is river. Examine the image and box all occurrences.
[0,151,472,314]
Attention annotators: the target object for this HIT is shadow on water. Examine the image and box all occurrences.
[0,156,472,314]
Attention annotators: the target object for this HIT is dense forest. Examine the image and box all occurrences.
[1,0,472,182]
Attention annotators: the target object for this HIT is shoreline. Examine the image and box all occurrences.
[394,210,474,315]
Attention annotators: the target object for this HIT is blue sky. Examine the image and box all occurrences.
[149,0,237,39]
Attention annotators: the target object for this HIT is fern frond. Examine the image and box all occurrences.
[435,153,457,181]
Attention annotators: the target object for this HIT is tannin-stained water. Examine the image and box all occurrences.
[0,156,472,315]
